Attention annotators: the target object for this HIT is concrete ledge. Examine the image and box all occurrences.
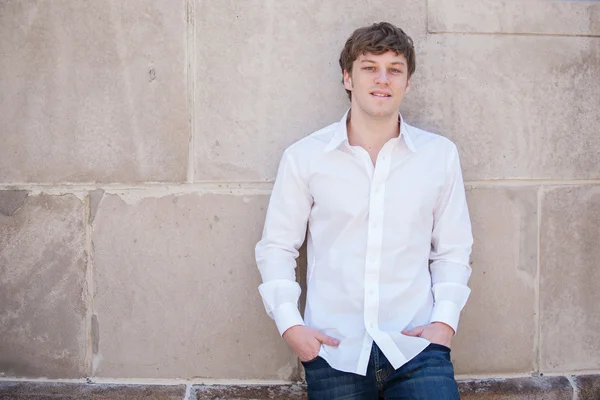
[459,376,573,399]
[193,384,306,399]
[1,375,598,399]
[0,381,186,400]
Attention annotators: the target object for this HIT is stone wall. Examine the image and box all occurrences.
[1,0,599,396]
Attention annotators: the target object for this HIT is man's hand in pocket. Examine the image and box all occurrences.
[282,325,340,362]
[402,322,454,348]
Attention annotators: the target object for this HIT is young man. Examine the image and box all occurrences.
[256,22,473,399]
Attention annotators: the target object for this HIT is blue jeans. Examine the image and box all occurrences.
[302,343,460,400]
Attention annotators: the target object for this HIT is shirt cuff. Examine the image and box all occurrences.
[272,302,305,336]
[429,300,461,334]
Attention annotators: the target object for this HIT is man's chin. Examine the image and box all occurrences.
[366,108,398,120]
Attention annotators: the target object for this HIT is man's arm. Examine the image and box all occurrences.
[256,149,340,361]
[428,143,473,334]
[403,143,472,346]
[256,149,311,336]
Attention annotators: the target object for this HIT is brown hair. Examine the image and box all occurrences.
[339,22,416,100]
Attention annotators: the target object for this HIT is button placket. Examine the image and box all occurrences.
[363,142,393,335]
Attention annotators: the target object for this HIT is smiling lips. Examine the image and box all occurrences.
[370,90,392,98]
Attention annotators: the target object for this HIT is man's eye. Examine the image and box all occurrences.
[363,67,375,71]
[390,69,402,73]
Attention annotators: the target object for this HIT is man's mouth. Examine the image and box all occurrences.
[371,91,391,98]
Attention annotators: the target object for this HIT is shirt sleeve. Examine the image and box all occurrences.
[255,149,313,336]
[429,143,473,334]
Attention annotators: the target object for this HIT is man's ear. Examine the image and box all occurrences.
[343,70,353,91]
[405,77,411,94]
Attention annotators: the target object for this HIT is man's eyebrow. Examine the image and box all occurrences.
[360,59,406,66]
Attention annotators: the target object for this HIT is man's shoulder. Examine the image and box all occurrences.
[284,121,339,157]
[405,123,458,153]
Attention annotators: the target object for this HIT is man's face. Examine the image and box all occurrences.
[344,51,411,119]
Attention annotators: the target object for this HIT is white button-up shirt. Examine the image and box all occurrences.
[256,110,473,376]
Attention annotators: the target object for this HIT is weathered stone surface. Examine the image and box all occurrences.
[92,193,296,379]
[0,190,28,216]
[452,186,537,374]
[194,0,427,181]
[0,194,86,378]
[194,384,307,400]
[428,0,600,36]
[403,35,600,180]
[459,376,573,400]
[0,381,185,400]
[0,1,189,183]
[540,186,600,371]
[573,374,600,400]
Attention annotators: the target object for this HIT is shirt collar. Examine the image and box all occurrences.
[324,108,417,153]
[399,115,417,153]
[323,109,351,153]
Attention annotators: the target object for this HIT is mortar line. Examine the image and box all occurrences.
[0,182,275,190]
[185,0,197,184]
[2,179,600,192]
[0,377,297,385]
[542,370,600,377]
[84,194,94,378]
[184,383,192,400]
[1,373,598,385]
[455,372,536,380]
[465,179,600,186]
[455,371,599,380]
[0,183,275,196]
[425,0,430,34]
[428,30,600,38]
[566,375,579,400]
[534,185,542,372]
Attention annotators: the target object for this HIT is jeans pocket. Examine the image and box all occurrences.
[428,343,451,352]
[301,356,321,367]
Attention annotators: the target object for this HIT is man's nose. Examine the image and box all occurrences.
[375,70,390,84]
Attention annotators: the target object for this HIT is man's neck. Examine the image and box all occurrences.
[347,108,400,150]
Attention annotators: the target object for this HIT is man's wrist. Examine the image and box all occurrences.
[431,321,455,335]
[282,324,304,339]
[272,303,305,336]
[429,300,461,334]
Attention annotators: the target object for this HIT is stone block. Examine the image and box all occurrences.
[573,374,600,400]
[459,376,573,400]
[0,193,87,378]
[0,1,189,183]
[540,186,600,371]
[428,0,600,36]
[403,35,600,180]
[92,193,296,379]
[193,0,427,181]
[0,381,186,400]
[452,186,537,374]
[194,384,306,400]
